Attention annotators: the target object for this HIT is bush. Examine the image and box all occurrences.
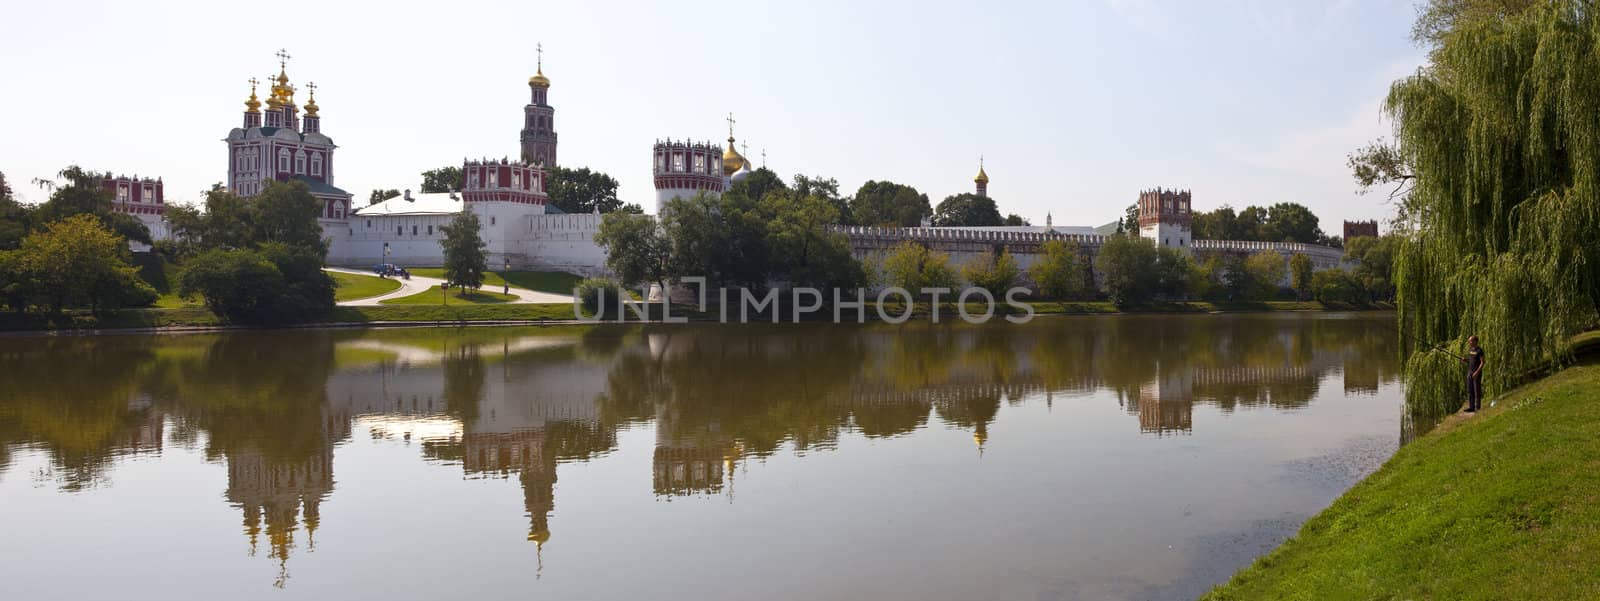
[574,277,628,313]
[881,242,958,295]
[1311,268,1365,305]
[960,249,1019,294]
[1242,251,1288,301]
[1095,234,1158,306]
[1028,239,1087,299]
[177,249,287,324]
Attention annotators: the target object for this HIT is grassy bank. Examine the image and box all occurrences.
[331,271,402,302]
[1203,355,1600,600]
[404,268,582,295]
[379,286,518,305]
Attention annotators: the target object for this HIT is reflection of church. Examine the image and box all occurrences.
[223,406,348,587]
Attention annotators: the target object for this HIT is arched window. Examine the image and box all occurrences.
[278,149,291,173]
[672,154,685,172]
[469,169,480,188]
[311,153,323,176]
[295,150,307,175]
[487,169,498,187]
[512,170,522,190]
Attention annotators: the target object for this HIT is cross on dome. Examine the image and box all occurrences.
[275,48,292,69]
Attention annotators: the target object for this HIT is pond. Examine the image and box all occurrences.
[0,313,1405,600]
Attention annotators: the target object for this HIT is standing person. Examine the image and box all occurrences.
[1463,335,1486,413]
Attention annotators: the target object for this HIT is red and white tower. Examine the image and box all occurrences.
[520,44,558,167]
[1136,188,1193,250]
[652,139,725,214]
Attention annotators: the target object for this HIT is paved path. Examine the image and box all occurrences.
[326,267,572,306]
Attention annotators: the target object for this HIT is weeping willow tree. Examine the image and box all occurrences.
[1390,0,1600,414]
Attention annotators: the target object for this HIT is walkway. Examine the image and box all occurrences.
[325,267,572,306]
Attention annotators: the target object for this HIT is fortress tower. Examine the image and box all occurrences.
[519,45,558,167]
[652,139,725,213]
[1136,188,1193,250]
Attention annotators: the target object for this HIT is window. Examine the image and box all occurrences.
[412,225,418,235]
[512,170,521,189]
[672,154,685,172]
[278,149,290,173]
[469,169,480,188]
[713,157,721,173]
[397,226,403,236]
[487,169,498,187]
[693,154,706,173]
[427,225,433,235]
[117,185,129,202]
[490,216,496,226]
[295,151,307,175]
[366,219,371,228]
[311,153,323,176]
[656,154,665,172]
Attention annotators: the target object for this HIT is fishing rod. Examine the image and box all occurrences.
[1379,321,1466,361]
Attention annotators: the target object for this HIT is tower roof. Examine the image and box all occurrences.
[529,43,551,88]
[974,157,989,183]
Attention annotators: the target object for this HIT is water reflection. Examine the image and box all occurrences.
[0,314,1401,595]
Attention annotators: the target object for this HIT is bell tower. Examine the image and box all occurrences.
[520,43,558,167]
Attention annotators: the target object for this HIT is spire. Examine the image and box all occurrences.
[528,42,551,88]
[245,77,261,113]
[722,112,746,176]
[303,82,319,117]
[272,49,294,104]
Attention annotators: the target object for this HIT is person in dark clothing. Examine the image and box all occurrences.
[1462,335,1486,413]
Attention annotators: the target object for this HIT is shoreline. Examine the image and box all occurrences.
[0,300,1394,337]
[1202,331,1600,599]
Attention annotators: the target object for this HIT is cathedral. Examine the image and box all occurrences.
[217,49,612,275]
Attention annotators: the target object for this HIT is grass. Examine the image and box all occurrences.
[1203,351,1600,600]
[378,286,520,305]
[330,271,403,302]
[406,269,583,295]
[326,304,579,322]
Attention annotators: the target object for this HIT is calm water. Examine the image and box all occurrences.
[0,313,1404,600]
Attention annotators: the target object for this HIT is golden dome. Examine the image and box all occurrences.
[528,67,550,88]
[303,83,319,117]
[722,137,746,177]
[974,165,989,184]
[245,80,261,113]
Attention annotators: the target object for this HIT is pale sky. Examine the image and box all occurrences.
[1,0,1421,230]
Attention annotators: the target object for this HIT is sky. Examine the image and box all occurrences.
[0,0,1423,230]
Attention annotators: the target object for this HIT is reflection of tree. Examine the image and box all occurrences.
[0,336,162,490]
[442,344,486,423]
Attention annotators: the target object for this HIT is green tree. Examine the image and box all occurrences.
[729,167,788,205]
[932,193,1003,227]
[1094,234,1158,306]
[960,249,1019,294]
[1153,247,1194,300]
[420,166,464,193]
[1344,234,1399,301]
[1261,202,1325,244]
[368,189,399,205]
[1348,138,1415,203]
[6,214,155,313]
[850,181,930,227]
[33,166,151,245]
[177,248,288,323]
[1311,268,1365,305]
[881,242,957,294]
[547,166,623,214]
[595,212,673,293]
[439,210,487,290]
[1115,204,1139,234]
[1243,251,1287,301]
[1289,253,1314,300]
[0,171,30,250]
[1388,0,1594,400]
[761,190,863,290]
[1236,206,1267,241]
[168,181,334,323]
[792,174,851,225]
[1193,205,1239,240]
[1003,214,1030,226]
[1027,239,1087,299]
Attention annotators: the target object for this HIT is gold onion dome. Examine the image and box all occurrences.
[303,85,319,117]
[528,67,550,88]
[974,165,989,184]
[245,83,261,113]
[722,138,747,176]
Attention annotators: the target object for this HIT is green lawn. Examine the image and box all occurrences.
[407,269,582,295]
[331,271,403,302]
[327,304,579,322]
[1203,353,1600,600]
[379,286,519,305]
